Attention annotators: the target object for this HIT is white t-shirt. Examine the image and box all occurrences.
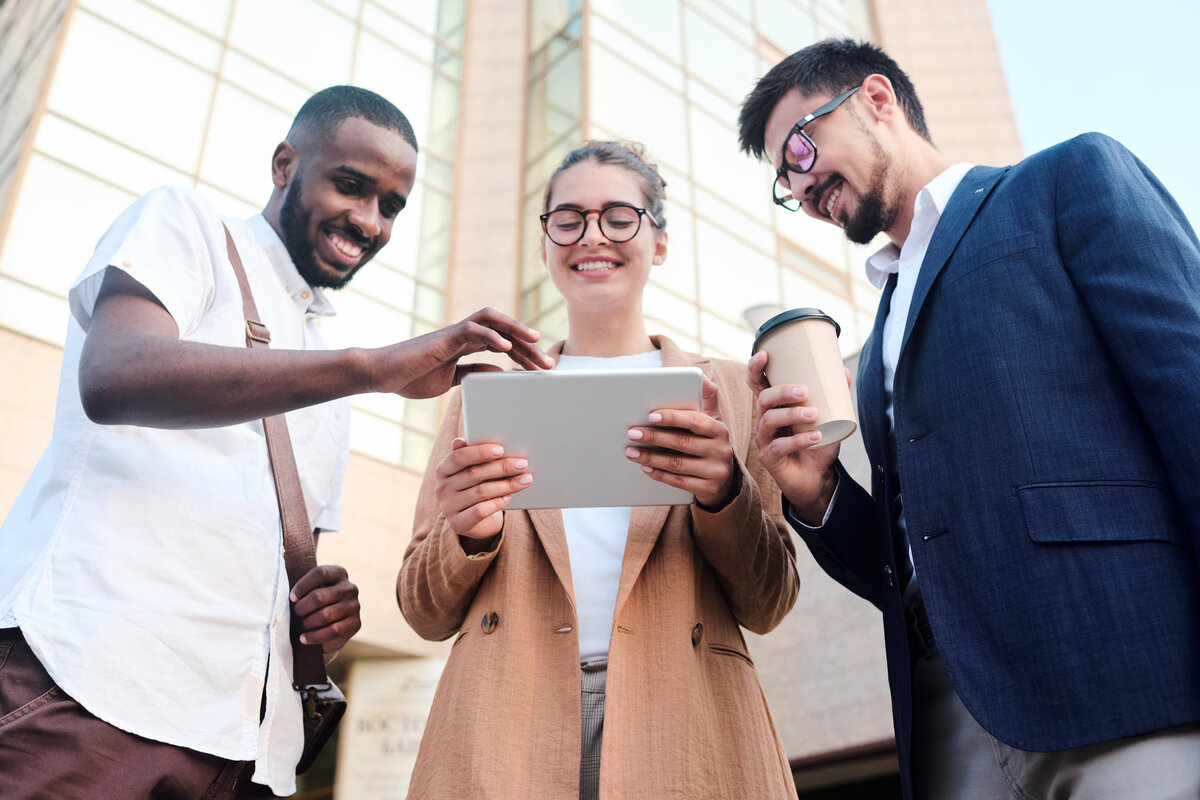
[555,348,664,660]
[0,185,350,796]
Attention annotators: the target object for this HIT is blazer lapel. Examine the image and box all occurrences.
[901,166,1007,352]
[527,507,576,611]
[520,342,576,610]
[856,276,892,465]
[614,336,701,618]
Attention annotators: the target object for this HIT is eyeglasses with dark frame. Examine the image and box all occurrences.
[539,204,662,246]
[772,85,861,211]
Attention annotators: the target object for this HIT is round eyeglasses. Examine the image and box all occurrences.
[772,85,861,211]
[539,204,661,246]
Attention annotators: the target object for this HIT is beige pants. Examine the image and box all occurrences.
[906,585,1200,799]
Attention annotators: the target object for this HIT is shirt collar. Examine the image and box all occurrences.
[246,214,337,318]
[864,162,974,288]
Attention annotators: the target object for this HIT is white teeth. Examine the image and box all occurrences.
[824,184,841,217]
[573,261,618,271]
[330,232,362,257]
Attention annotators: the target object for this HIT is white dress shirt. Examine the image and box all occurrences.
[555,349,663,660]
[0,186,350,796]
[790,163,973,566]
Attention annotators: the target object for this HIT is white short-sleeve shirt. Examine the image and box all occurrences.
[0,185,351,796]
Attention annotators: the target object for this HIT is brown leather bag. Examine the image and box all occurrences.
[222,225,346,774]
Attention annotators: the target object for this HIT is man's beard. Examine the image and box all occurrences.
[842,141,901,246]
[279,174,358,290]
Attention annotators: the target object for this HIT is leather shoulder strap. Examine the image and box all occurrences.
[223,224,328,687]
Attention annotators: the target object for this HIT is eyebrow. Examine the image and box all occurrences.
[551,200,636,212]
[334,164,407,208]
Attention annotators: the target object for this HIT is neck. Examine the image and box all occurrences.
[886,137,954,249]
[262,194,284,242]
[562,305,654,358]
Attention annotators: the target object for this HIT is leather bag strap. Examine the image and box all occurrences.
[223,224,328,688]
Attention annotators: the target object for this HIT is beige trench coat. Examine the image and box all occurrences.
[398,336,800,799]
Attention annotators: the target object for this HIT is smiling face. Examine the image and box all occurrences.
[541,160,667,313]
[764,87,903,245]
[267,116,418,289]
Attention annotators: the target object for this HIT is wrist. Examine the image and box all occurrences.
[459,531,501,556]
[792,470,838,526]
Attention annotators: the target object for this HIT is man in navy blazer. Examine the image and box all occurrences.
[738,39,1200,799]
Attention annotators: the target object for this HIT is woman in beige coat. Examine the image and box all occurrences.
[398,141,799,799]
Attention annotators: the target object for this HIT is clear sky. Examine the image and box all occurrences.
[986,0,1198,228]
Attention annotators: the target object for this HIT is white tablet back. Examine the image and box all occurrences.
[461,367,704,509]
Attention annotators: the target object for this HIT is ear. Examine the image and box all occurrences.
[271,141,297,188]
[652,230,668,265]
[859,74,900,124]
[540,234,547,268]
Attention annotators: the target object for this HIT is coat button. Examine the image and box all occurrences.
[691,623,703,646]
[884,564,895,587]
[481,611,499,634]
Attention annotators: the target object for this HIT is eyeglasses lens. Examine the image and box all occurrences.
[785,131,816,171]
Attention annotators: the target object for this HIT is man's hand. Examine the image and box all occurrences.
[79,272,554,428]
[624,377,738,510]
[367,308,554,398]
[747,351,842,525]
[290,564,361,653]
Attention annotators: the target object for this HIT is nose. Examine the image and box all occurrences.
[790,170,820,206]
[347,199,381,239]
[578,210,609,246]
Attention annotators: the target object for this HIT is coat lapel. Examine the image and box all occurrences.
[856,276,893,466]
[616,336,703,619]
[900,166,1007,353]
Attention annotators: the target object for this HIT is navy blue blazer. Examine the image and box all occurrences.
[793,133,1200,799]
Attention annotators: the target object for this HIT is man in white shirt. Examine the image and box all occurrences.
[737,39,1200,800]
[0,85,552,798]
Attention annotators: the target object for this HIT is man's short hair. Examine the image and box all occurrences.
[738,38,931,159]
[289,85,418,152]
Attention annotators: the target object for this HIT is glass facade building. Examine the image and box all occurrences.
[0,1,1021,795]
[521,0,878,362]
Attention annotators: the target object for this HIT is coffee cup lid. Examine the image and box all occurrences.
[752,308,841,353]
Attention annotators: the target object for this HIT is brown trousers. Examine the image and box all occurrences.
[0,627,259,799]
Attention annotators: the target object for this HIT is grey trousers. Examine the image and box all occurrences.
[905,584,1200,800]
[580,656,607,800]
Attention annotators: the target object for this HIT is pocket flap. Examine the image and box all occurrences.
[1017,481,1186,545]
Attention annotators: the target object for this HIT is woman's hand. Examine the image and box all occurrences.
[434,438,532,545]
[624,377,738,510]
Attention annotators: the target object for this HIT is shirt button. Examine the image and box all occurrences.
[300,290,311,301]
[481,611,499,634]
[884,564,896,587]
[122,259,132,268]
[691,623,703,647]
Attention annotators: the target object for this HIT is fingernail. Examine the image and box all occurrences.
[801,408,817,420]
[517,474,533,485]
[289,591,297,602]
[792,387,805,399]
[627,428,643,440]
[625,446,640,459]
[299,634,309,644]
[514,458,528,470]
[642,465,653,474]
[648,412,662,423]
[809,432,822,443]
[491,446,504,456]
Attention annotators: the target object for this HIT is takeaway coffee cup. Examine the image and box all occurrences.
[751,308,857,447]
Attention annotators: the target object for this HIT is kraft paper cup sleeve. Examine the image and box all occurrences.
[752,308,857,447]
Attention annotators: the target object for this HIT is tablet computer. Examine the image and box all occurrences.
[460,367,704,509]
